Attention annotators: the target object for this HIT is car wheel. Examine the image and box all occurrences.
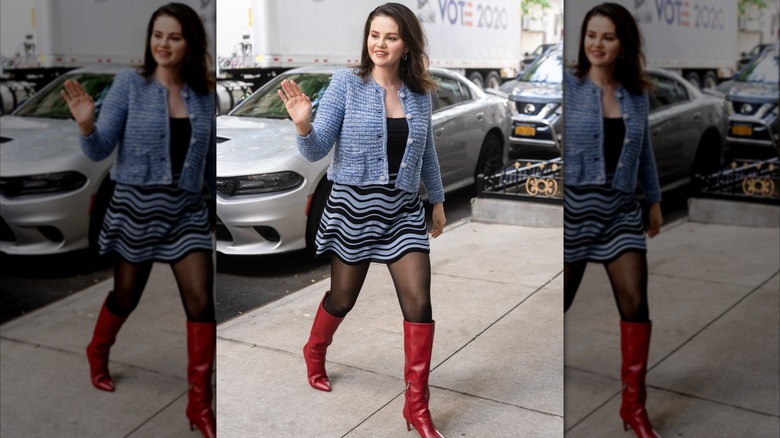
[485,71,502,90]
[467,71,485,89]
[88,178,116,256]
[691,129,723,178]
[305,178,333,257]
[702,71,718,90]
[475,131,504,179]
[685,71,701,89]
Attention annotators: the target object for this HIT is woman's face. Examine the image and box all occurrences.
[150,15,188,70]
[367,15,406,70]
[584,15,622,71]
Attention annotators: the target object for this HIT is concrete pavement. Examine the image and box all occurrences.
[216,219,565,437]
[564,201,780,437]
[0,263,210,438]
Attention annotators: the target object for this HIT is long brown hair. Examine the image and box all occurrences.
[355,3,436,94]
[574,2,651,95]
[139,2,215,94]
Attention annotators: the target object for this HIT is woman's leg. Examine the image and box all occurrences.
[387,251,432,323]
[324,254,370,317]
[388,251,442,437]
[303,254,370,392]
[105,256,154,317]
[603,251,649,323]
[170,250,216,438]
[604,250,658,437]
[564,260,588,313]
[86,256,153,392]
[170,250,215,323]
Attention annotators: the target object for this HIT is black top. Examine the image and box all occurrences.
[386,117,409,175]
[603,117,625,175]
[169,117,192,176]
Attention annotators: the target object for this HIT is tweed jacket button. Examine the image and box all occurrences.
[617,162,624,168]
[616,91,622,98]
[405,114,412,120]
[400,162,408,168]
[407,138,414,145]
[380,175,387,181]
[184,162,191,168]
[183,91,189,98]
[624,113,630,119]
[190,138,197,144]
[399,92,406,98]
[624,138,630,145]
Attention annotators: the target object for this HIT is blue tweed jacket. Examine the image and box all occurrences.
[80,69,216,197]
[564,71,661,204]
[297,68,445,204]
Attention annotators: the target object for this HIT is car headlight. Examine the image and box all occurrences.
[725,100,734,116]
[0,171,88,197]
[219,171,304,196]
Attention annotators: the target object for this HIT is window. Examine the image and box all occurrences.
[648,74,688,111]
[432,75,469,111]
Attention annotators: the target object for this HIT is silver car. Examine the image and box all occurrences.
[0,65,121,255]
[215,65,513,256]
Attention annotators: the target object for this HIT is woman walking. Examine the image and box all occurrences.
[277,3,446,437]
[564,3,663,437]
[61,3,216,437]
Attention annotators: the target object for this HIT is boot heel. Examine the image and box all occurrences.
[623,420,629,431]
[406,420,412,431]
[189,421,195,431]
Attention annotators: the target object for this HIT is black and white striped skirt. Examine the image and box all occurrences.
[316,178,429,265]
[564,183,646,264]
[99,183,213,263]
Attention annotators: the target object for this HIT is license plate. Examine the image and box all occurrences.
[731,125,753,136]
[514,125,535,137]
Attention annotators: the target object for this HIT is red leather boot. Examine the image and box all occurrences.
[303,291,343,391]
[620,320,661,438]
[403,320,444,438]
[186,321,216,438]
[86,298,127,392]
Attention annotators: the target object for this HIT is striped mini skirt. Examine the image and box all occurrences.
[316,176,430,265]
[564,182,646,264]
[99,183,213,263]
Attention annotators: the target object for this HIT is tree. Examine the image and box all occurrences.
[738,0,769,16]
[521,0,552,17]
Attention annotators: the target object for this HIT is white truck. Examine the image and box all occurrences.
[1,0,216,84]
[563,0,740,89]
[217,0,522,89]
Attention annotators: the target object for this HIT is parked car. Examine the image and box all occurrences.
[737,43,773,72]
[520,43,556,72]
[723,44,779,160]
[0,65,121,255]
[510,63,727,190]
[215,65,513,256]
[500,44,563,157]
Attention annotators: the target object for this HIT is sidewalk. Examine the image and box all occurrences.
[216,220,565,437]
[0,264,203,437]
[564,217,780,437]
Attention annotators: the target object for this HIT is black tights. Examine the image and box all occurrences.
[564,251,650,322]
[104,251,215,323]
[322,252,433,323]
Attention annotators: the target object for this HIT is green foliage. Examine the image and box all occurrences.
[521,0,553,17]
[738,0,769,16]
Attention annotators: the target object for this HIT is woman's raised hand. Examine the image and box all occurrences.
[277,79,312,135]
[60,79,96,136]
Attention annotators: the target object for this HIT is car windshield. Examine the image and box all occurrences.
[736,48,778,83]
[13,73,115,119]
[230,73,332,119]
[518,48,562,84]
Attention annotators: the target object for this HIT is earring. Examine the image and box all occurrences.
[402,52,408,61]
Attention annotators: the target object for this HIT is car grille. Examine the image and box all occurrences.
[216,178,236,197]
[0,215,16,242]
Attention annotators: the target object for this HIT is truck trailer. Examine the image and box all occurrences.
[217,0,522,89]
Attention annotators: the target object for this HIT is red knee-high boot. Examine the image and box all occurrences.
[86,297,127,392]
[303,291,343,392]
[620,320,660,438]
[403,320,444,438]
[186,321,216,438]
